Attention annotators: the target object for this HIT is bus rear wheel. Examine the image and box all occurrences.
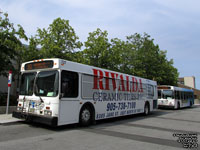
[177,102,180,109]
[79,106,92,126]
[144,102,150,116]
[190,101,193,107]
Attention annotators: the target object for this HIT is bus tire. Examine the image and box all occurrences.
[190,101,193,107]
[79,106,92,126]
[177,102,180,109]
[144,102,150,116]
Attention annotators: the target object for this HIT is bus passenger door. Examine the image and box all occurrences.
[58,70,79,126]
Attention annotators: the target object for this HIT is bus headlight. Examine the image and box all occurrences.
[44,110,52,116]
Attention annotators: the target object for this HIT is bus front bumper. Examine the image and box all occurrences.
[12,111,58,126]
[158,105,175,109]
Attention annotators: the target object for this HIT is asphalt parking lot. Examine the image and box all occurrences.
[0,106,200,150]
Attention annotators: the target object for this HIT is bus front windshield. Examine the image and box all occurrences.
[158,90,161,99]
[19,70,59,97]
[20,72,36,95]
[35,70,59,97]
[162,90,174,99]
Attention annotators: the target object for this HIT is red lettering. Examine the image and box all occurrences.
[111,73,118,90]
[93,69,104,90]
[132,77,138,92]
[126,76,130,92]
[139,79,143,92]
[105,71,110,90]
[118,75,125,91]
[93,68,143,93]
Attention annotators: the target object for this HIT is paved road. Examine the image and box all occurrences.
[0,106,200,150]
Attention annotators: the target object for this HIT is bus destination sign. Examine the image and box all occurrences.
[24,61,54,70]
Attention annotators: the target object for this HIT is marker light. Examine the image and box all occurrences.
[46,106,50,110]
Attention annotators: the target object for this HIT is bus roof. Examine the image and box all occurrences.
[158,85,193,92]
[21,58,157,85]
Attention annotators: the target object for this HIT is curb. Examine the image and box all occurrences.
[0,114,22,125]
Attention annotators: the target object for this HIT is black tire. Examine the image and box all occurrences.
[144,102,150,116]
[177,102,180,109]
[79,106,92,126]
[190,101,193,107]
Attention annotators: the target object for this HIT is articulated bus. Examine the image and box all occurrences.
[13,58,157,126]
[158,85,194,109]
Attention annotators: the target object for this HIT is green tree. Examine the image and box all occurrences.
[156,51,179,85]
[34,18,82,60]
[127,33,178,85]
[83,28,110,68]
[109,38,134,74]
[0,11,27,77]
[21,37,40,62]
[71,51,85,63]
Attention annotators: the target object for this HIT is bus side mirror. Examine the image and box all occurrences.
[59,93,64,99]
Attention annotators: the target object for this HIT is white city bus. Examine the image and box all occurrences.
[158,85,194,109]
[13,58,157,126]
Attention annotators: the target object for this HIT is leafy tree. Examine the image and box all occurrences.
[127,33,178,85]
[82,30,178,85]
[127,33,159,78]
[71,51,85,63]
[109,38,134,74]
[156,51,179,85]
[0,11,27,77]
[34,18,82,60]
[83,28,110,68]
[21,37,40,62]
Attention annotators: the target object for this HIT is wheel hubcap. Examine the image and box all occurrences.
[82,109,90,121]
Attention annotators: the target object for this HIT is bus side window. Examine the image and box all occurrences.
[61,70,78,98]
[175,90,180,100]
[179,91,181,99]
[147,84,154,97]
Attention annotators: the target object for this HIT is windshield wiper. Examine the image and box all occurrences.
[33,78,44,103]
[39,95,44,103]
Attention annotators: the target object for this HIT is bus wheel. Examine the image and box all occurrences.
[79,106,92,126]
[177,102,180,109]
[190,101,193,107]
[144,102,150,116]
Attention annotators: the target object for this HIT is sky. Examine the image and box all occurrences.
[1,0,200,89]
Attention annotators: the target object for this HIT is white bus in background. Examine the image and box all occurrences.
[13,58,158,126]
[158,85,194,109]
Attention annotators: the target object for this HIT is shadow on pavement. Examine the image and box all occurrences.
[23,108,174,131]
[15,105,200,131]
